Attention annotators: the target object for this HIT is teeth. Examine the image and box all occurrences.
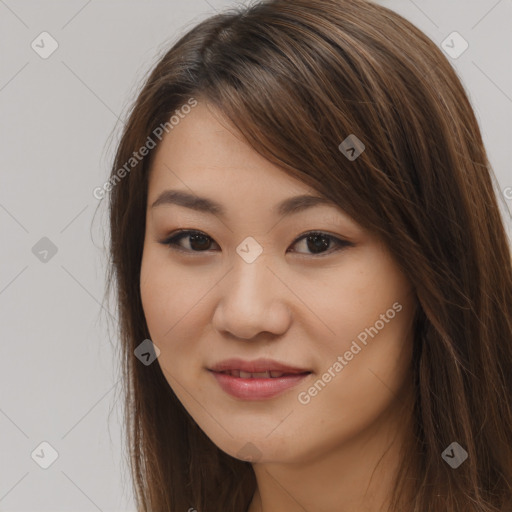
[252,371,271,378]
[224,370,286,378]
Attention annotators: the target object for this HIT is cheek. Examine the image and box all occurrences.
[290,257,409,356]
[291,258,415,433]
[140,250,199,339]
[139,264,173,341]
[294,293,415,443]
[139,249,216,379]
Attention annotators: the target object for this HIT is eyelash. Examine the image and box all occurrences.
[159,229,353,257]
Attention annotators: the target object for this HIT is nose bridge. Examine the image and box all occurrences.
[212,246,291,339]
[231,249,272,303]
[228,234,276,302]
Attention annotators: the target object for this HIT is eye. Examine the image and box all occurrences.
[160,230,219,253]
[159,229,353,256]
[290,231,353,256]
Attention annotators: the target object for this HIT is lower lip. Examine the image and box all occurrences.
[209,370,311,400]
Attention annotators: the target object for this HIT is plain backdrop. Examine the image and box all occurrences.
[1,0,511,510]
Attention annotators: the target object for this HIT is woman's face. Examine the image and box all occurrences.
[140,100,417,464]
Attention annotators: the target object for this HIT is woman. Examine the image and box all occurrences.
[105,0,512,510]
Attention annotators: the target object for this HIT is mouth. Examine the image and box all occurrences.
[207,358,312,400]
[213,369,310,378]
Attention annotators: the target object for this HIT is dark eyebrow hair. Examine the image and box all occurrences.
[150,189,336,217]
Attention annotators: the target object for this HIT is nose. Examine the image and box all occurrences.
[211,253,292,341]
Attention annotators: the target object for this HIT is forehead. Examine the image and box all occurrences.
[148,101,322,204]
[145,103,365,237]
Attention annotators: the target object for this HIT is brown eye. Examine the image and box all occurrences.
[160,230,353,256]
[289,232,353,256]
[161,230,218,253]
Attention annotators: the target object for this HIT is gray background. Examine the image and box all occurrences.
[1,0,511,510]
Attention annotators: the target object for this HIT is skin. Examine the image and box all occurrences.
[140,100,418,512]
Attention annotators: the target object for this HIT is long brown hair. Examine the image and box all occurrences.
[104,0,512,510]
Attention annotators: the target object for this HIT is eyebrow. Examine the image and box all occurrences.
[150,189,336,217]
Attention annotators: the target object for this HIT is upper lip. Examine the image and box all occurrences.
[209,358,311,374]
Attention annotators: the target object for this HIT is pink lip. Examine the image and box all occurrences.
[208,358,312,400]
[209,370,311,400]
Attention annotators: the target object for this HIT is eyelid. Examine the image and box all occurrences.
[159,229,354,256]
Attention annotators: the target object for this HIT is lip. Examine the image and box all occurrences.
[207,358,312,401]
[209,370,311,400]
[209,358,311,374]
